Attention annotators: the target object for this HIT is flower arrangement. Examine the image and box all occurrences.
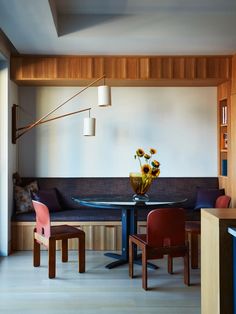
[130,148,160,199]
[135,148,160,178]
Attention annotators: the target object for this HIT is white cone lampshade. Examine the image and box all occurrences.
[83,117,96,136]
[98,85,111,107]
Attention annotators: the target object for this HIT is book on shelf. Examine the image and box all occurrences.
[222,159,227,176]
[223,133,228,149]
[221,105,228,124]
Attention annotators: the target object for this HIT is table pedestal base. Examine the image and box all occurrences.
[104,252,158,269]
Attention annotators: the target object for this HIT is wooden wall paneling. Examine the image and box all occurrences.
[149,57,162,79]
[126,57,139,79]
[115,57,127,79]
[139,57,150,79]
[65,57,81,79]
[21,57,34,79]
[104,57,127,79]
[10,55,232,86]
[104,57,116,79]
[34,57,57,79]
[80,57,93,79]
[232,55,236,94]
[93,57,104,78]
[10,56,22,80]
[218,81,229,100]
[173,57,185,79]
[196,57,207,79]
[184,57,196,79]
[161,57,173,79]
[207,57,220,79]
[219,57,231,80]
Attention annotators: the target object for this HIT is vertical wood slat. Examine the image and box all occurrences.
[161,57,173,79]
[126,57,139,79]
[173,57,185,79]
[10,57,22,80]
[139,57,150,79]
[196,57,207,79]
[184,57,196,79]
[149,57,162,79]
[93,57,104,78]
[34,57,57,78]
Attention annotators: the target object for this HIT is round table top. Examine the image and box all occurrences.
[72,195,187,210]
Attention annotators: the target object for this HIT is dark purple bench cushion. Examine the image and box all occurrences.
[12,177,218,222]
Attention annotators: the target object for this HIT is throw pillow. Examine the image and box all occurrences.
[194,188,225,210]
[14,180,39,214]
[32,188,62,212]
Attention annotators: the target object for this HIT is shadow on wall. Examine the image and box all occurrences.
[18,87,38,176]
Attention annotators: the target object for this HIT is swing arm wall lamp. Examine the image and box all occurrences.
[12,75,111,144]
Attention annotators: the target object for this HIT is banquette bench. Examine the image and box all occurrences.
[11,177,219,251]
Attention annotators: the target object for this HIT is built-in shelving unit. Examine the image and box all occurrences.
[218,81,231,178]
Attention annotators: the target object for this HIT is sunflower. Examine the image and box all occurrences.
[150,148,157,155]
[151,168,160,178]
[141,164,151,175]
[136,148,145,157]
[152,160,160,168]
[144,153,151,160]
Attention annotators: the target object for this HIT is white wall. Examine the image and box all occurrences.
[0,47,18,256]
[18,86,217,177]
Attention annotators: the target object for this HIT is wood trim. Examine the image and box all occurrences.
[11,221,147,251]
[231,55,236,94]
[10,55,232,86]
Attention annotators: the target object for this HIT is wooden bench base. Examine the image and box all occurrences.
[11,221,147,251]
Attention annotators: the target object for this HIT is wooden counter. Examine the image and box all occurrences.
[201,208,236,314]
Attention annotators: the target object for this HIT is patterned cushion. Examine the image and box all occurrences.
[14,181,38,214]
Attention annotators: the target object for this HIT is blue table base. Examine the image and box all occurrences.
[104,252,158,269]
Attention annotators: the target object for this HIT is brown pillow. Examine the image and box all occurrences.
[14,181,38,214]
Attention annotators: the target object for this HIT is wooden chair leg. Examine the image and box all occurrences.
[48,239,56,279]
[190,233,199,269]
[61,239,68,262]
[142,245,147,290]
[184,249,190,286]
[78,235,85,273]
[168,255,173,274]
[129,237,134,278]
[33,237,40,267]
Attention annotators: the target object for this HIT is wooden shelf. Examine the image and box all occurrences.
[218,81,230,178]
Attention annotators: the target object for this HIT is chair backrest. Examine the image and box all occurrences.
[215,195,231,208]
[32,200,51,238]
[147,208,185,248]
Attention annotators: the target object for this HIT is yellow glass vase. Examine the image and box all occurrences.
[129,172,153,201]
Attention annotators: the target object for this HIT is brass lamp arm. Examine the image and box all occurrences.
[12,75,106,143]
[17,107,91,131]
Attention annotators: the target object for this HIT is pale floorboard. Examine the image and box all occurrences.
[0,251,200,314]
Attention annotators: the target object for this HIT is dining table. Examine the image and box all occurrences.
[72,195,187,269]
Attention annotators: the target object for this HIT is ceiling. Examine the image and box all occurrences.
[0,0,236,55]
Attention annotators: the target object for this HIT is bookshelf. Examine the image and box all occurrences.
[218,82,230,177]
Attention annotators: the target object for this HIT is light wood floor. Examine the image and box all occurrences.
[0,251,200,314]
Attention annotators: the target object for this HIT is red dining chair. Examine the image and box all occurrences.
[129,208,190,290]
[185,194,231,269]
[32,200,85,278]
